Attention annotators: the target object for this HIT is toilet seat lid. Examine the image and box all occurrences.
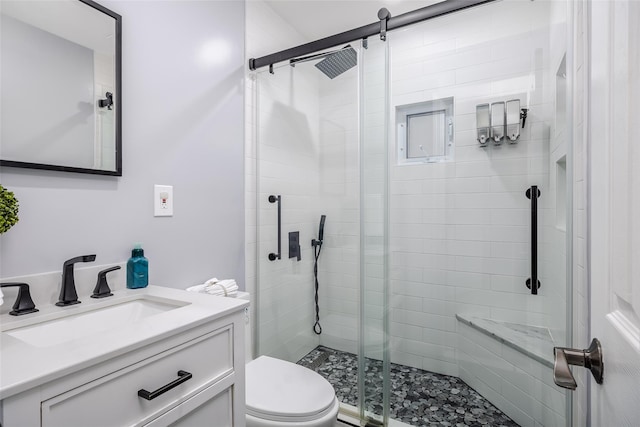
[246,356,337,421]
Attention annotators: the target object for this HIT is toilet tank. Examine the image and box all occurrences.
[237,291,252,363]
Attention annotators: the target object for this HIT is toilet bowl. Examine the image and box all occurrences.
[238,292,339,427]
[246,356,339,427]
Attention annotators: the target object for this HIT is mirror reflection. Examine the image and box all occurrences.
[0,0,121,175]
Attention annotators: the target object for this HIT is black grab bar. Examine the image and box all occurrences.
[525,185,541,294]
[268,195,281,261]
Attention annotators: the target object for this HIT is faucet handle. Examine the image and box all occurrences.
[91,266,121,299]
[1,283,39,316]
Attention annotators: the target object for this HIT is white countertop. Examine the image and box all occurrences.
[0,285,248,400]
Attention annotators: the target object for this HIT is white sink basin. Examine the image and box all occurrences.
[4,298,187,348]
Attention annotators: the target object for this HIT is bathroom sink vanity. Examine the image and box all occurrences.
[0,286,248,427]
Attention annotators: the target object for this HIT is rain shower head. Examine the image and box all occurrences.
[314,46,357,79]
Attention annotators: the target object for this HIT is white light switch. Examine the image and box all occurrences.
[154,185,173,217]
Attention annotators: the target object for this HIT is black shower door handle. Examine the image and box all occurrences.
[268,195,281,261]
[525,185,541,294]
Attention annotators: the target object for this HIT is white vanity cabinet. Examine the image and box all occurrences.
[1,304,246,427]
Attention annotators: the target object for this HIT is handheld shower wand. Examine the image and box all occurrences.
[312,215,326,248]
[312,215,326,334]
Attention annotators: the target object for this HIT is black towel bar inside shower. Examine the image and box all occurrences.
[268,195,281,261]
[525,185,541,295]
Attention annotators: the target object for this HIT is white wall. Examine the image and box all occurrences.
[1,1,245,291]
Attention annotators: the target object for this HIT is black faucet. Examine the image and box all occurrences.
[1,283,39,316]
[57,254,96,306]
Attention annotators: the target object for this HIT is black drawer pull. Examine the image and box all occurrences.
[137,370,192,401]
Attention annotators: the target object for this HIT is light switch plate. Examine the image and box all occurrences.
[154,185,173,217]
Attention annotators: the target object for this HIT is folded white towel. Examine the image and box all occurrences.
[186,278,220,293]
[186,284,206,293]
[205,279,238,297]
[207,279,236,289]
[204,277,219,286]
[186,279,238,297]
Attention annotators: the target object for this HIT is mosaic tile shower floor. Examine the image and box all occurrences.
[297,346,520,427]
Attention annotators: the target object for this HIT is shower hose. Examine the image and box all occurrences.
[313,241,323,335]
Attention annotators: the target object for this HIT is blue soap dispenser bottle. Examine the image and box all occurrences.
[127,244,148,289]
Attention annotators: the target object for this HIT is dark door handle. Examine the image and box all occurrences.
[268,195,281,261]
[553,338,604,390]
[137,370,192,400]
[525,185,541,294]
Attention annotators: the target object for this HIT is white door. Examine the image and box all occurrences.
[589,0,640,424]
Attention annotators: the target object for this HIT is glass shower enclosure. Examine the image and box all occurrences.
[250,1,572,425]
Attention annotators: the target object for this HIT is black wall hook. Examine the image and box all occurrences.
[98,92,114,110]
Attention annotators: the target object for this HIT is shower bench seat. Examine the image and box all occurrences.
[455,314,566,426]
[456,314,555,369]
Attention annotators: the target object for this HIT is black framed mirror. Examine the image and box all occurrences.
[0,0,122,176]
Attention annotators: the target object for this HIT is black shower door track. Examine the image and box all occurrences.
[248,0,497,71]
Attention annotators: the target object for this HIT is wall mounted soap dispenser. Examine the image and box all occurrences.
[491,102,505,144]
[476,104,490,146]
[506,99,521,143]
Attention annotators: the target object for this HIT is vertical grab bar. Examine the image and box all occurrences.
[525,185,541,294]
[268,195,281,261]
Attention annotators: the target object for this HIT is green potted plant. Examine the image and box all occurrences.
[0,184,19,234]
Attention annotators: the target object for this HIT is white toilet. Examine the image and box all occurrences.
[238,292,339,427]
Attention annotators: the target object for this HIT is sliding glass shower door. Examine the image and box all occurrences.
[253,61,324,364]
[253,40,393,424]
[383,1,573,426]
[252,45,365,381]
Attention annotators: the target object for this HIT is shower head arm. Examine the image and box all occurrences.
[290,45,352,67]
